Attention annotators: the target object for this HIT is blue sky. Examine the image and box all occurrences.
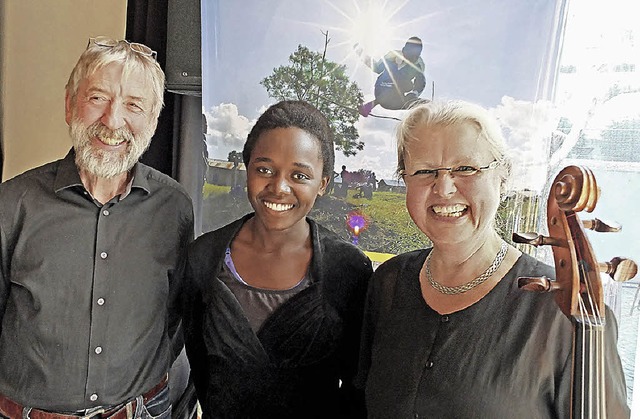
[201,0,564,182]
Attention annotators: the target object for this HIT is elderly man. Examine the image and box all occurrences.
[0,37,193,418]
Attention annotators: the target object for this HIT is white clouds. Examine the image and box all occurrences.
[492,96,559,158]
[200,97,574,192]
[204,103,255,158]
[340,97,563,189]
[491,96,561,191]
[335,111,403,180]
[341,97,566,189]
[202,101,402,180]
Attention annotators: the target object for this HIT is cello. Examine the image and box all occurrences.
[512,165,637,418]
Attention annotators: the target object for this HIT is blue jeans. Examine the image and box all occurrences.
[136,384,172,419]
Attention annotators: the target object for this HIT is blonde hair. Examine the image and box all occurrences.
[65,39,165,119]
[396,100,512,188]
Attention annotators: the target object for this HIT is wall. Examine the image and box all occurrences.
[0,0,127,180]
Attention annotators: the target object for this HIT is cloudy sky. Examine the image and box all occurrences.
[201,0,565,188]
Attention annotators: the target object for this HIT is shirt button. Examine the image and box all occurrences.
[95,346,102,354]
[100,252,108,259]
[425,360,434,369]
[90,394,98,401]
[441,315,449,323]
[102,209,110,216]
[97,298,105,306]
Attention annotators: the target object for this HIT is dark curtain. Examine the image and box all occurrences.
[0,1,4,181]
[126,0,176,177]
[126,4,199,418]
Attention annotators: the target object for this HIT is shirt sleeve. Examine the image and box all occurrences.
[337,251,372,418]
[355,256,403,390]
[180,246,210,405]
[168,200,195,360]
[603,307,632,417]
[0,199,12,336]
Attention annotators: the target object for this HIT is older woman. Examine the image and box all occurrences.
[357,100,629,418]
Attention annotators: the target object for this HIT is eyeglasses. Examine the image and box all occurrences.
[88,36,157,60]
[401,160,499,184]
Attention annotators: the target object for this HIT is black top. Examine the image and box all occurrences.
[181,214,372,418]
[0,151,194,410]
[357,250,630,419]
[219,255,311,333]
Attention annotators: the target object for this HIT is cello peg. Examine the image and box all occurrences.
[517,276,561,292]
[598,257,638,282]
[582,218,621,233]
[512,232,565,247]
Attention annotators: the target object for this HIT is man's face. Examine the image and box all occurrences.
[65,61,158,178]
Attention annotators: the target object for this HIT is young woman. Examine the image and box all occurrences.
[182,100,372,418]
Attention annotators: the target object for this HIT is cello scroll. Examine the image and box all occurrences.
[512,165,636,419]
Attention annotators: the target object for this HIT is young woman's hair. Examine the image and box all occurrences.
[243,100,335,178]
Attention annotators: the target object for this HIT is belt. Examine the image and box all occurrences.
[0,375,168,419]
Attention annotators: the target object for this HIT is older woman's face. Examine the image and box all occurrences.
[403,122,502,247]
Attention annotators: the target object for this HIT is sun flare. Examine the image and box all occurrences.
[323,0,408,60]
[348,3,398,58]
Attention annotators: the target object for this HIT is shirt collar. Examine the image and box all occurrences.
[54,148,151,199]
[53,149,84,193]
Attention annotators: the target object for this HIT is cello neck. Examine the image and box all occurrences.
[572,315,606,418]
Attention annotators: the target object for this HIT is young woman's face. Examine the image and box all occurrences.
[246,127,328,232]
[403,122,503,248]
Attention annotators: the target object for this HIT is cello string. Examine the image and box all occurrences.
[575,235,591,418]
[577,296,588,419]
[599,327,606,417]
[577,260,606,417]
[581,232,607,415]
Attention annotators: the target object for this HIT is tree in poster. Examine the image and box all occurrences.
[261,33,365,157]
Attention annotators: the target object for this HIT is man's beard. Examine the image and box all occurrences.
[69,117,153,179]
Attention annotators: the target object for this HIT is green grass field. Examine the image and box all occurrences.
[201,183,540,256]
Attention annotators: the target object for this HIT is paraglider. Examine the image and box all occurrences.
[356,36,428,117]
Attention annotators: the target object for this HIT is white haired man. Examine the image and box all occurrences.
[0,37,193,418]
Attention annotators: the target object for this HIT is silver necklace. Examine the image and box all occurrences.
[425,241,508,295]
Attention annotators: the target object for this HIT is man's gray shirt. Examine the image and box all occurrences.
[0,151,193,411]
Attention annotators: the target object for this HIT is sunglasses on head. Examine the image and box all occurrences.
[88,36,157,60]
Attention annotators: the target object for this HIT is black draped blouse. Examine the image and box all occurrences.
[357,250,630,419]
[181,214,372,418]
